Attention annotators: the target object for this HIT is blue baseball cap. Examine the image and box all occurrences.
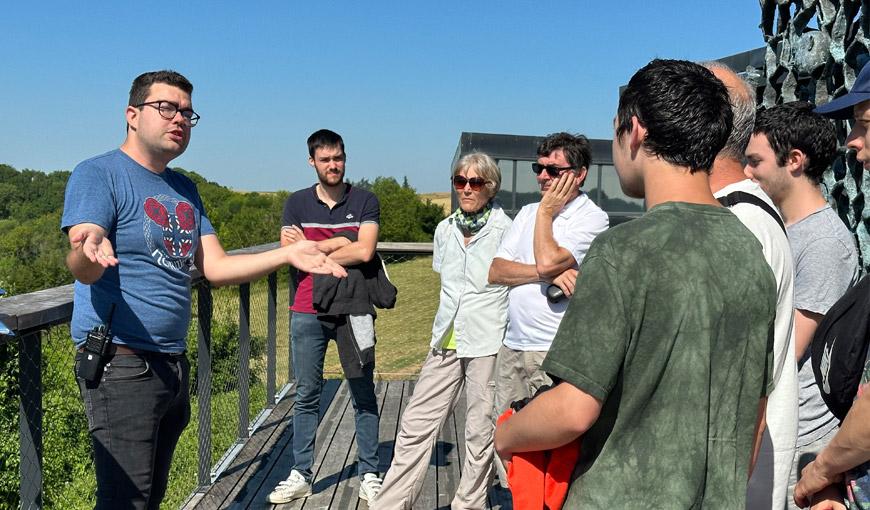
[815,63,870,119]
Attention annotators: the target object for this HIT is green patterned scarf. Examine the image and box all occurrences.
[453,201,493,236]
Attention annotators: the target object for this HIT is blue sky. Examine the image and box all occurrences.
[1,1,764,193]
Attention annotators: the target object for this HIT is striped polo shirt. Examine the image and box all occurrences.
[282,183,380,313]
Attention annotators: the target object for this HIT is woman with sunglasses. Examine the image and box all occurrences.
[374,153,511,509]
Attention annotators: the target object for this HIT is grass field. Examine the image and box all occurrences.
[204,254,440,380]
[372,255,440,377]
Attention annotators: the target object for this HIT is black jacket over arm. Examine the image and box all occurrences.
[311,231,397,377]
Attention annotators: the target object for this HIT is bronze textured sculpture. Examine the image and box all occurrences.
[758,0,870,270]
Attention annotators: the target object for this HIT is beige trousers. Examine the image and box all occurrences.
[492,345,552,488]
[374,349,496,510]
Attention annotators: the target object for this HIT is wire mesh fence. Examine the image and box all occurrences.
[7,327,97,510]
[3,247,439,509]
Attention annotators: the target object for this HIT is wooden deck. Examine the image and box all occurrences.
[182,379,513,510]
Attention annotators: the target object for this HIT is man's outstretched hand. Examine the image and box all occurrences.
[70,227,119,268]
[285,240,347,277]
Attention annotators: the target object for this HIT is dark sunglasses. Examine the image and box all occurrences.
[532,163,576,177]
[452,175,488,191]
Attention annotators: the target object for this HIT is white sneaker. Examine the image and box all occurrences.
[358,472,382,502]
[267,469,312,504]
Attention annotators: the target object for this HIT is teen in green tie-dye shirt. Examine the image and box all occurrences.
[494,59,776,509]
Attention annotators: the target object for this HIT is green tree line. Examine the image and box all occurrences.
[0,164,444,296]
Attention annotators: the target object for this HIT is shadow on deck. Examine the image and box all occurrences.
[182,379,513,510]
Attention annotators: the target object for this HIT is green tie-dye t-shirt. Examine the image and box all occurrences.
[542,202,776,509]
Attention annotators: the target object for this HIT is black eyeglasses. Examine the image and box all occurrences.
[452,175,488,192]
[532,163,575,177]
[135,101,201,126]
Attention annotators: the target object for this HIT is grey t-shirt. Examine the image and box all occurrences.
[790,205,860,446]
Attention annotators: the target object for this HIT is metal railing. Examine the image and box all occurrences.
[0,242,434,509]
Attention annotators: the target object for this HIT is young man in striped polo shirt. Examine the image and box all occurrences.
[268,129,383,504]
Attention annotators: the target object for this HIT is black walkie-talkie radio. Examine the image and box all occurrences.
[76,304,116,382]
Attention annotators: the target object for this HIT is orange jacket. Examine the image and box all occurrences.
[497,408,582,510]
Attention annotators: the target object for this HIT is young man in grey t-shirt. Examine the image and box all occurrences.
[745,102,860,509]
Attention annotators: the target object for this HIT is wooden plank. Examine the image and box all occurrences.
[396,380,432,510]
[376,242,433,255]
[301,380,362,509]
[376,380,407,474]
[221,378,341,509]
[0,243,431,336]
[435,388,463,508]
[363,380,422,509]
[327,381,391,510]
[273,379,353,510]
[225,242,434,257]
[0,284,73,332]
[191,391,297,509]
[380,379,449,510]
[180,491,205,510]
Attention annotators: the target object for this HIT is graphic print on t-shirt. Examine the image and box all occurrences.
[143,195,197,271]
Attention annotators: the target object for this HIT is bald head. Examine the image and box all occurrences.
[703,62,756,162]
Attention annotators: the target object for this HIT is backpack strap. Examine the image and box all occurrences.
[717,191,786,234]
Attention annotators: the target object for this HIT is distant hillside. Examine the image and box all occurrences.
[0,164,289,295]
[419,192,451,215]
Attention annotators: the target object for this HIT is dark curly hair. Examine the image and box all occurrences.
[536,132,592,187]
[616,59,733,173]
[753,102,837,184]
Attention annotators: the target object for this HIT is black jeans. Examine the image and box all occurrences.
[76,350,190,510]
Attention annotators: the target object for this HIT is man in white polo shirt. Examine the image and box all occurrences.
[488,131,609,485]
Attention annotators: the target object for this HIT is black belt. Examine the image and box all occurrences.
[78,344,186,358]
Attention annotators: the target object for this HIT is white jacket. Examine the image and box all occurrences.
[430,204,512,357]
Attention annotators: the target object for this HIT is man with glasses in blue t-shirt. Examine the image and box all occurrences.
[61,70,344,510]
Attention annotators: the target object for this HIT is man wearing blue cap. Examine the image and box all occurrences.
[794,62,870,509]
